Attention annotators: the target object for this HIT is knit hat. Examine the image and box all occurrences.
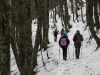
[63,32,67,35]
[76,30,80,33]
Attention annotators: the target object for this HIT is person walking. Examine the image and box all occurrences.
[53,29,59,42]
[60,28,64,36]
[59,32,70,60]
[73,30,83,59]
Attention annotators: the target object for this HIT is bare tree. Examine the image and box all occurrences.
[93,0,100,30]
[86,0,100,50]
[0,0,10,75]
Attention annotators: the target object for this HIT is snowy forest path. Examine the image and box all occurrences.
[42,39,99,75]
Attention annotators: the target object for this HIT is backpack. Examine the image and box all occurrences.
[75,34,82,43]
[60,38,67,46]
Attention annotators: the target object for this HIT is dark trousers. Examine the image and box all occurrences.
[62,47,67,58]
[74,43,81,58]
[54,35,57,42]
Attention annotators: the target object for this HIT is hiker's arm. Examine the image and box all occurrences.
[73,35,76,42]
[59,38,61,46]
[81,35,83,41]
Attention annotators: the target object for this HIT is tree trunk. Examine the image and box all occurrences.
[93,0,100,30]
[75,0,79,21]
[86,0,100,50]
[70,0,75,22]
[33,0,45,68]
[0,0,10,75]
[98,0,100,15]
[64,0,71,32]
[80,0,85,23]
[45,0,50,44]
[10,0,19,70]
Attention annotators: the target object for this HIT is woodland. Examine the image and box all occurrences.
[0,0,100,75]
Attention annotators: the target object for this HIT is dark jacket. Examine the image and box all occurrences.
[60,29,64,36]
[54,30,58,37]
[59,35,70,48]
[73,33,83,43]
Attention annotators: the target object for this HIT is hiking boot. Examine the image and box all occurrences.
[63,57,67,60]
[76,57,79,59]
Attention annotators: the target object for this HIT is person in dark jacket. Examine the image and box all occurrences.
[73,30,83,59]
[60,28,64,36]
[59,32,70,60]
[53,29,59,42]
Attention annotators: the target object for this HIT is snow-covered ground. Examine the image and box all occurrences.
[33,15,100,75]
[11,6,100,75]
